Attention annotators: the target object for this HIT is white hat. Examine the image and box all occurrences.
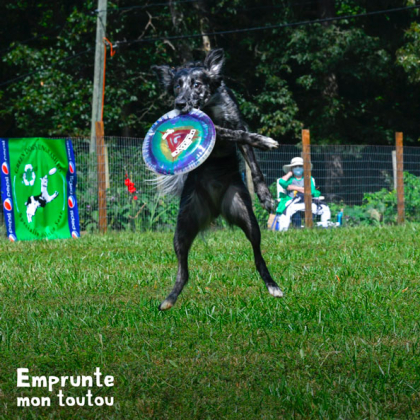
[283,157,312,173]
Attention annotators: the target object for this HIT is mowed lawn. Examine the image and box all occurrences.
[0,225,420,419]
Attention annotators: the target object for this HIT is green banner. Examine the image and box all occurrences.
[1,138,80,241]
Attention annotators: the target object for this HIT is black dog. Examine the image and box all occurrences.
[152,49,283,311]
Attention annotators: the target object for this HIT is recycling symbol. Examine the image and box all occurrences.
[23,164,36,186]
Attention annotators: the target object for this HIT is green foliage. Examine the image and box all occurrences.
[331,172,420,226]
[78,185,179,233]
[238,73,302,140]
[71,142,179,232]
[1,2,96,136]
[397,22,420,84]
[1,0,420,145]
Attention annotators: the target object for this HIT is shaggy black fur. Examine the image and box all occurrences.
[151,49,283,310]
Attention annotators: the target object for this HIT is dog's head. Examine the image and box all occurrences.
[151,49,225,113]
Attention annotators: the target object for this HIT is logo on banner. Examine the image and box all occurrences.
[69,162,75,174]
[72,231,79,238]
[8,234,17,242]
[2,162,9,175]
[23,164,36,186]
[24,171,59,224]
[4,198,12,211]
[68,196,76,208]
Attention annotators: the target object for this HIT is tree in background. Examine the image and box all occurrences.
[397,20,420,83]
[0,0,419,146]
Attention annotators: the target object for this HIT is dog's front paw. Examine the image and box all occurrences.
[261,136,279,150]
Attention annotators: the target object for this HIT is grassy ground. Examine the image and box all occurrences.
[0,225,420,419]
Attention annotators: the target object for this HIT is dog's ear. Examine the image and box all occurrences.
[151,65,174,93]
[204,49,224,76]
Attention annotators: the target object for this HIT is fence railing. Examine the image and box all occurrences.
[1,135,420,234]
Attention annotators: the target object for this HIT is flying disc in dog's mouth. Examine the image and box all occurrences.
[143,108,216,175]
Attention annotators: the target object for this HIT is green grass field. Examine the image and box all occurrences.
[1,225,420,419]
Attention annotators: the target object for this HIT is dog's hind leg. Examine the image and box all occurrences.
[159,186,214,311]
[158,225,198,311]
[221,178,283,298]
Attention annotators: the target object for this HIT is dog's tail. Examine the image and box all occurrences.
[146,174,187,197]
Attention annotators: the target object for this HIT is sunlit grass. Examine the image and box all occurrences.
[1,225,420,419]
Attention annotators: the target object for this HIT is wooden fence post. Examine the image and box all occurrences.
[396,132,405,225]
[302,129,313,228]
[95,121,107,233]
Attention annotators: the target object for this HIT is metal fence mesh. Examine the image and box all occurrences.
[257,143,420,225]
[72,137,179,233]
[1,138,420,234]
[257,145,410,205]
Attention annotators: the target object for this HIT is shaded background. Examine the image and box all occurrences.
[1,0,420,145]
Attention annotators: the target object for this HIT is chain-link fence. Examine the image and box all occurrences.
[2,138,420,234]
[257,145,420,204]
[257,143,420,225]
[71,136,179,233]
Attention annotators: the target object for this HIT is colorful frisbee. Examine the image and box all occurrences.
[142,108,216,175]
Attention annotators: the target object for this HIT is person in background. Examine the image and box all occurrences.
[276,157,331,231]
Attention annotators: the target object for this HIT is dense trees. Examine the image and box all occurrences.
[1,0,419,144]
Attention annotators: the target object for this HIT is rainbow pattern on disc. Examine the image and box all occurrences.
[143,109,216,175]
